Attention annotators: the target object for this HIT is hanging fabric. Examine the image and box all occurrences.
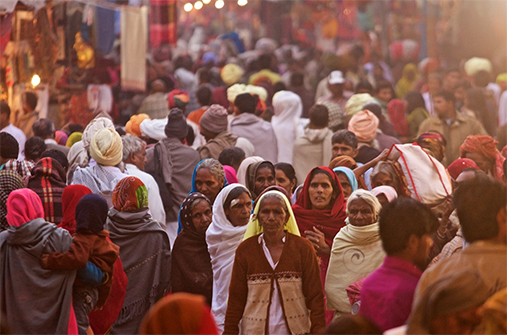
[121,6,147,91]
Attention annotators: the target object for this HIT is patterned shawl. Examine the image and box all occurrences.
[27,158,67,224]
[112,176,149,212]
[0,170,25,231]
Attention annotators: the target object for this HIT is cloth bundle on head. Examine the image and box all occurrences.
[221,64,244,86]
[90,128,123,166]
[447,158,480,181]
[139,293,218,335]
[464,57,492,77]
[112,176,149,212]
[460,135,505,180]
[6,188,44,228]
[345,93,376,116]
[126,113,150,137]
[140,118,167,141]
[66,132,82,148]
[226,84,268,103]
[58,185,92,235]
[55,130,68,146]
[416,132,446,162]
[200,105,228,134]
[82,117,115,151]
[165,108,188,140]
[370,185,398,203]
[333,167,358,193]
[272,90,302,163]
[244,190,301,240]
[407,270,490,335]
[168,90,190,109]
[0,172,26,230]
[75,194,108,233]
[348,110,379,143]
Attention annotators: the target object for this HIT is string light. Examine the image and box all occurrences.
[183,2,193,11]
[215,0,224,9]
[194,1,203,9]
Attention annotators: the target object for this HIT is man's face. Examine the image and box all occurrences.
[328,83,344,97]
[433,96,452,118]
[131,145,147,171]
[332,142,358,159]
[445,71,461,90]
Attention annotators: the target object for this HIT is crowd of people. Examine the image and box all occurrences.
[1,42,507,335]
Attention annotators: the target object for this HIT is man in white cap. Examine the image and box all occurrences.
[317,71,352,131]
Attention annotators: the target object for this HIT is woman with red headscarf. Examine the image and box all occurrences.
[460,135,505,180]
[292,166,348,323]
[0,189,78,334]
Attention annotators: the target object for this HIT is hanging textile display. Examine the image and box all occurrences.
[121,6,147,91]
[29,7,57,82]
[94,0,116,55]
[149,0,177,48]
[0,14,14,57]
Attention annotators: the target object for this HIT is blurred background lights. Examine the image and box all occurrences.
[31,74,41,87]
[237,0,247,6]
[203,0,211,4]
[183,2,193,11]
[215,0,224,9]
[194,1,203,9]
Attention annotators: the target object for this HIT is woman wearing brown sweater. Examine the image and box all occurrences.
[224,190,325,335]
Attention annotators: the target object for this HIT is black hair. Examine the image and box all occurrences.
[503,159,507,178]
[234,93,257,114]
[115,127,126,136]
[0,132,19,159]
[186,124,195,146]
[332,130,358,149]
[309,104,329,128]
[160,76,175,92]
[223,186,251,210]
[198,69,212,84]
[68,124,84,134]
[374,80,393,94]
[404,90,426,114]
[41,149,69,171]
[24,91,38,111]
[290,72,304,87]
[363,102,382,120]
[433,89,456,103]
[32,118,54,138]
[454,176,506,243]
[355,80,373,94]
[473,70,491,88]
[0,100,11,118]
[218,147,245,167]
[174,55,193,71]
[274,162,297,191]
[196,86,212,106]
[24,136,46,161]
[326,314,381,335]
[379,197,439,255]
[273,82,286,94]
[257,161,275,176]
[258,54,273,70]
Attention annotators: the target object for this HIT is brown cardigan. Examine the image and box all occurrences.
[224,233,325,335]
[42,229,120,308]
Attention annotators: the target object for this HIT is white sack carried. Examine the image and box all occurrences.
[388,144,452,206]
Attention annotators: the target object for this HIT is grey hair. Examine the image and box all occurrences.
[196,158,225,184]
[121,134,146,162]
[260,192,288,212]
[346,189,382,222]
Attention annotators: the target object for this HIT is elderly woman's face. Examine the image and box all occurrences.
[309,173,335,210]
[348,198,375,226]
[191,199,212,234]
[254,167,275,196]
[195,168,222,204]
[258,197,288,236]
[225,192,252,227]
[465,152,493,175]
[372,172,394,188]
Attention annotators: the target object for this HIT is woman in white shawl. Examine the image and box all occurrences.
[236,156,263,187]
[272,91,303,164]
[206,184,252,332]
[325,189,386,314]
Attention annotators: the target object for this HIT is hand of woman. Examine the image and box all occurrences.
[304,227,331,255]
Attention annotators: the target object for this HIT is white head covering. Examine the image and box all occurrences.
[206,183,251,332]
[236,156,264,187]
[82,117,115,151]
[139,118,168,141]
[271,91,302,163]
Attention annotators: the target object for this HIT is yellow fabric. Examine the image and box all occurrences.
[395,63,419,99]
[66,132,82,148]
[227,84,268,103]
[243,190,301,240]
[126,113,150,137]
[89,128,123,166]
[221,64,244,86]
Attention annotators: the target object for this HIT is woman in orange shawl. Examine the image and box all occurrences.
[460,135,505,181]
